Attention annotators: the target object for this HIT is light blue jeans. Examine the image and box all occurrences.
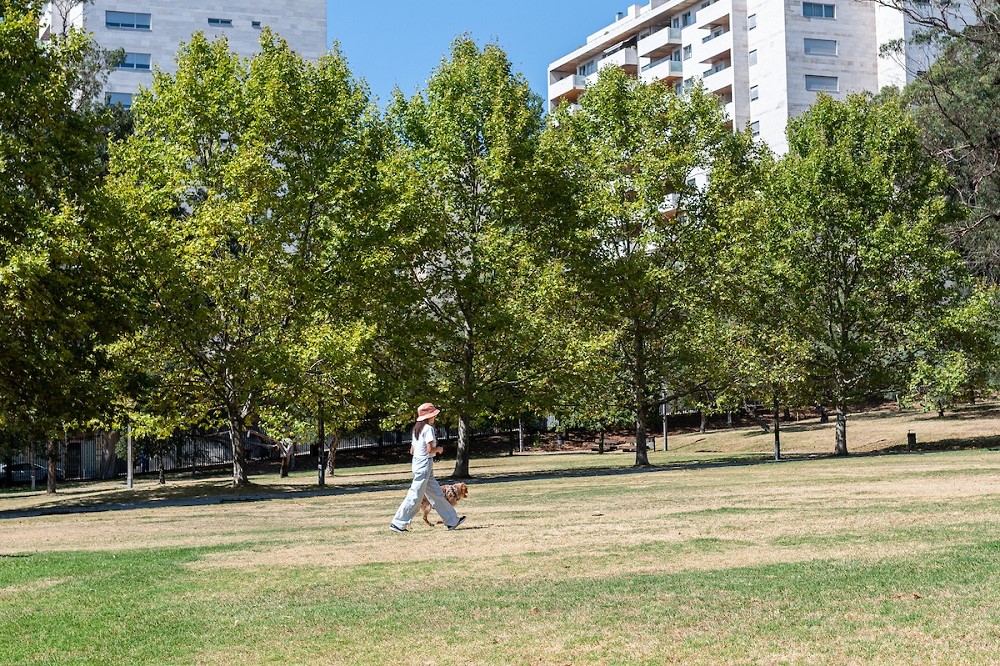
[391,456,460,529]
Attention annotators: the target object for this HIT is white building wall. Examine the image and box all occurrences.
[550,0,941,155]
[747,0,790,151]
[45,1,327,103]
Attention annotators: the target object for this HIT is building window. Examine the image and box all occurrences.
[681,11,693,27]
[805,74,839,91]
[578,60,596,76]
[750,85,759,100]
[675,82,683,94]
[749,49,758,66]
[117,53,151,71]
[802,2,836,18]
[683,45,692,60]
[750,121,760,136]
[252,20,262,29]
[105,11,151,30]
[804,38,838,55]
[748,13,757,29]
[208,18,233,27]
[683,77,694,91]
[105,92,133,108]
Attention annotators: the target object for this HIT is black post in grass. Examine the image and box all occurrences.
[317,399,326,487]
[773,395,781,461]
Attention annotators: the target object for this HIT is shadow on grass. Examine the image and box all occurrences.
[4,431,998,521]
[879,434,1000,455]
[738,403,1000,439]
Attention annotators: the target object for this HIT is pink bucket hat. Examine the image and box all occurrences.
[416,402,441,421]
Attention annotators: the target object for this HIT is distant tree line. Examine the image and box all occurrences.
[2,0,998,490]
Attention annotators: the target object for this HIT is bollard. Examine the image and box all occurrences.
[907,431,916,452]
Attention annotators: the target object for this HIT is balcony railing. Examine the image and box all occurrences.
[549,74,587,103]
[642,57,683,73]
[702,29,728,43]
[637,25,683,58]
[703,62,731,78]
[599,47,639,70]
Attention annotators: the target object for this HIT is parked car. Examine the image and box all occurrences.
[0,463,65,485]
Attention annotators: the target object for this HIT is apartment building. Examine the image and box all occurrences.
[548,0,937,153]
[40,0,327,107]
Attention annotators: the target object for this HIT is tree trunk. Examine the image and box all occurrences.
[817,403,829,423]
[158,452,165,484]
[325,431,340,477]
[783,406,791,421]
[727,410,732,428]
[46,439,58,494]
[279,441,294,477]
[744,401,770,433]
[229,415,249,487]
[834,408,848,456]
[453,414,471,478]
[599,429,605,454]
[937,401,945,418]
[699,410,707,434]
[633,324,650,466]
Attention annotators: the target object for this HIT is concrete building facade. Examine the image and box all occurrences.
[548,0,936,153]
[41,0,327,107]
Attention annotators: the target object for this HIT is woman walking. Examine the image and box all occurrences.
[390,403,466,532]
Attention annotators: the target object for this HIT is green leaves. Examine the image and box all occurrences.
[108,32,381,485]
[775,93,963,409]
[0,1,131,443]
[374,37,571,475]
[544,68,732,460]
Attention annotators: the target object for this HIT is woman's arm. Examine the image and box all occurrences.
[425,438,443,456]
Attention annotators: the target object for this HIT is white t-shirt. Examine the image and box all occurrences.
[412,423,437,460]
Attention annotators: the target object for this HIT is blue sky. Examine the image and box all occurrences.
[327,0,626,105]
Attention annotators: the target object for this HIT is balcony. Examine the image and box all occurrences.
[640,57,684,84]
[637,26,683,59]
[549,74,587,104]
[699,31,732,65]
[599,47,639,74]
[701,62,733,93]
[659,193,682,217]
[696,0,731,30]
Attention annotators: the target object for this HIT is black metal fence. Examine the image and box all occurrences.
[1,421,528,486]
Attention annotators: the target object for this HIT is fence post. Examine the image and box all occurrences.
[126,425,133,489]
[317,399,326,487]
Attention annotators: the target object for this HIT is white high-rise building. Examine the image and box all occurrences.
[40,1,327,108]
[548,0,938,153]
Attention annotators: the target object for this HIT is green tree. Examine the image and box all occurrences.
[702,130,813,452]
[876,0,1000,279]
[904,283,1000,415]
[108,32,381,486]
[379,37,574,478]
[773,93,963,454]
[0,0,132,492]
[544,68,730,466]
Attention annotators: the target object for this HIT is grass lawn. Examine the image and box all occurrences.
[1,406,999,665]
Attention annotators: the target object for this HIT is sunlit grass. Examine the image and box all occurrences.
[1,405,998,664]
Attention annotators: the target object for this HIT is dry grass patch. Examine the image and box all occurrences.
[2,406,999,665]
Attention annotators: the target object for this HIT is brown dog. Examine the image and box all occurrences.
[420,482,468,526]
